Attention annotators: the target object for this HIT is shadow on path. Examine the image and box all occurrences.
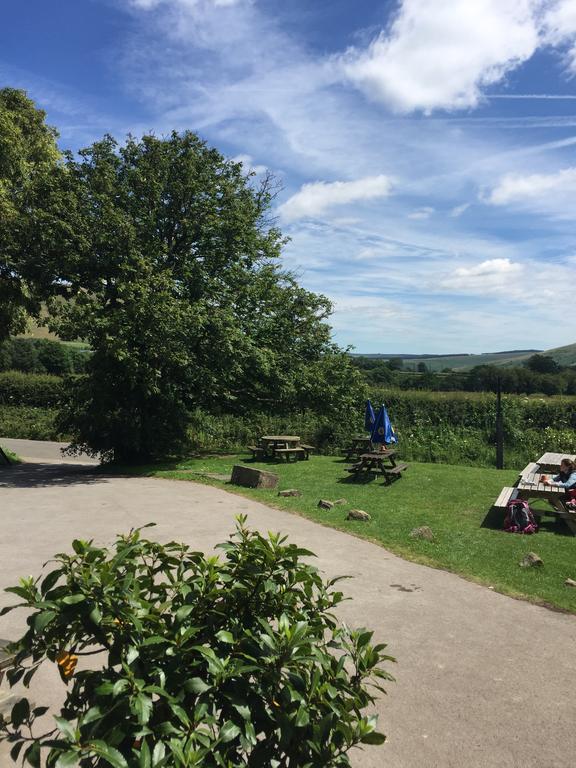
[0,461,109,489]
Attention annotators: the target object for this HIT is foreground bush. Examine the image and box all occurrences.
[0,519,394,767]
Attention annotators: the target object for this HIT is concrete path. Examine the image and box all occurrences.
[0,440,575,767]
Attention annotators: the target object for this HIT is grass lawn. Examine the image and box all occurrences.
[117,454,576,613]
[0,445,20,464]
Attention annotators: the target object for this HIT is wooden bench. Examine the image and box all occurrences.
[386,463,408,475]
[248,445,265,460]
[493,486,519,509]
[299,444,315,459]
[275,448,306,463]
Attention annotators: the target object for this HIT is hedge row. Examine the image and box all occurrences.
[2,385,576,468]
[0,338,90,375]
[0,371,65,407]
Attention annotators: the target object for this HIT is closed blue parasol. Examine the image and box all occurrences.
[364,399,376,432]
[370,404,398,445]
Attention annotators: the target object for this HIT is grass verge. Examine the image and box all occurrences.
[0,445,21,464]
[112,454,576,613]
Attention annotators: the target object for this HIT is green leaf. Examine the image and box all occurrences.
[175,605,194,623]
[55,751,80,768]
[360,731,387,745]
[215,630,234,644]
[138,739,151,768]
[184,677,211,694]
[294,706,309,727]
[54,716,77,741]
[134,693,153,725]
[88,741,128,768]
[61,594,86,605]
[33,610,57,633]
[219,721,241,743]
[89,605,102,625]
[151,742,166,766]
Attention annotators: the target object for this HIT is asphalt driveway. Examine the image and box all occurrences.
[1,439,575,767]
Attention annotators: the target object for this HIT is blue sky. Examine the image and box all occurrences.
[2,0,576,354]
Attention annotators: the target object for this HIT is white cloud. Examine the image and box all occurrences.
[407,206,434,220]
[278,176,393,222]
[440,257,523,293]
[342,0,540,113]
[230,153,267,174]
[486,167,576,205]
[543,0,576,73]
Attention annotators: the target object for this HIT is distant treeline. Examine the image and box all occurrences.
[0,338,90,375]
[353,354,576,396]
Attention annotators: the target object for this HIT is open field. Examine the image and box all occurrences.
[115,454,576,613]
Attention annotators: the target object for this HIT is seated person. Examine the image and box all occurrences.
[542,458,576,505]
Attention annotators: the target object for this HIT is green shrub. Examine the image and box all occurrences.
[0,371,64,407]
[0,406,64,441]
[0,520,394,767]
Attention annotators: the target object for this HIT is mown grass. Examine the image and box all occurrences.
[114,454,576,613]
[0,445,21,464]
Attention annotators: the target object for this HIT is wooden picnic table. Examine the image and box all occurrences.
[342,436,373,460]
[346,450,408,485]
[515,474,576,534]
[249,435,315,463]
[536,452,576,471]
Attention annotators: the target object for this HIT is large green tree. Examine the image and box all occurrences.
[0,88,78,340]
[45,131,364,461]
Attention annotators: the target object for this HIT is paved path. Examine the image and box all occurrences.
[1,440,575,767]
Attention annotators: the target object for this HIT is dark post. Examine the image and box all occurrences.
[495,377,504,469]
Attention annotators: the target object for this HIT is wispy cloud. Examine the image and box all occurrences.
[278,176,393,222]
[486,167,576,206]
[407,206,434,220]
[450,203,471,217]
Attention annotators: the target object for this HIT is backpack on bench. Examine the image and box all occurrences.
[504,498,538,534]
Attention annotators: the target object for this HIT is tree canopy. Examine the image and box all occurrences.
[0,92,364,460]
[0,88,73,340]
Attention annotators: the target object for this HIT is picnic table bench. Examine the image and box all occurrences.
[493,457,576,534]
[346,450,408,485]
[248,436,315,462]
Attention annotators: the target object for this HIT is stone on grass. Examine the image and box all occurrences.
[519,552,543,568]
[347,509,371,522]
[410,526,434,542]
[565,578,576,588]
[333,498,347,505]
[278,489,302,497]
[231,465,279,490]
[318,499,335,510]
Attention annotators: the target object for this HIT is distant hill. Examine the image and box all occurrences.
[353,344,576,371]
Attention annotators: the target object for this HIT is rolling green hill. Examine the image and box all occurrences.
[362,343,576,371]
